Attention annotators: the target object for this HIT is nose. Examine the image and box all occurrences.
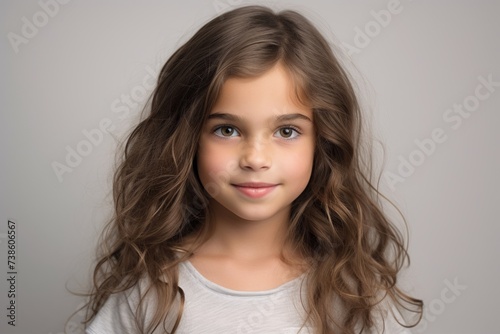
[239,137,272,171]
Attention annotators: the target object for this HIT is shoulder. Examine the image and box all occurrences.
[85,277,160,334]
[85,288,138,334]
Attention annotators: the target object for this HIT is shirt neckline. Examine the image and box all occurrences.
[180,259,306,297]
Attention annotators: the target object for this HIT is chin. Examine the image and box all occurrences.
[226,205,290,223]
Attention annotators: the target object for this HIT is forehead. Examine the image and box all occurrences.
[211,63,311,118]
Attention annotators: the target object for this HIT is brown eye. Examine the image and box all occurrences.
[280,128,292,138]
[214,126,239,137]
[276,127,299,139]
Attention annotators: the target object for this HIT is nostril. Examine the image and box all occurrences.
[239,155,271,171]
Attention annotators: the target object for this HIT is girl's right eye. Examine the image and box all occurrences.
[214,126,239,137]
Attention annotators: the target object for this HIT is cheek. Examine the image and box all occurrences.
[279,143,315,184]
[197,142,234,185]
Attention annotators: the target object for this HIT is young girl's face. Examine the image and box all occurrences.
[197,63,315,223]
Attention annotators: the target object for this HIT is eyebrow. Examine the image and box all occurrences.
[207,112,312,122]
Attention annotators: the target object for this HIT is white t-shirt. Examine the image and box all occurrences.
[86,260,412,333]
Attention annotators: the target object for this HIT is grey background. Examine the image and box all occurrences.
[1,0,499,333]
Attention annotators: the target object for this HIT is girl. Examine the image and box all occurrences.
[84,5,423,334]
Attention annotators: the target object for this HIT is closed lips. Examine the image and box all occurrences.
[232,182,278,188]
[232,183,278,198]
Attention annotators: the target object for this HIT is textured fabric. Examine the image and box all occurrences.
[86,261,412,334]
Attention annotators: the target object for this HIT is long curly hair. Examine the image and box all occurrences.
[83,5,423,333]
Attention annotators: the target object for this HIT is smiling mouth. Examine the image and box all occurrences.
[231,182,278,198]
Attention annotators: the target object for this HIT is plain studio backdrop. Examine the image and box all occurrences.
[1,1,499,333]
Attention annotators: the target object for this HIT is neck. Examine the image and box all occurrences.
[200,200,291,261]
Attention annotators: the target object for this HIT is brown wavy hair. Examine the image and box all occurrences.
[83,5,423,333]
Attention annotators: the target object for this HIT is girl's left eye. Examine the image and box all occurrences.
[214,126,240,137]
[275,127,300,139]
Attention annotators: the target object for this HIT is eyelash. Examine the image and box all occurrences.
[275,125,301,139]
[212,124,302,140]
